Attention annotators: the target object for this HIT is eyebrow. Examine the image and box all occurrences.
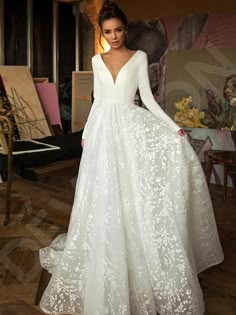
[103,26,123,31]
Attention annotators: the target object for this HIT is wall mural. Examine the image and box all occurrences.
[126,12,236,186]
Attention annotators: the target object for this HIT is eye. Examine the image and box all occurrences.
[103,30,110,34]
[116,28,123,32]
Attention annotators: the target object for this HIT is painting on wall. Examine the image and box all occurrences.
[93,11,236,129]
[165,48,236,131]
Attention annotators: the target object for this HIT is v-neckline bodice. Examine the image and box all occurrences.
[99,50,138,85]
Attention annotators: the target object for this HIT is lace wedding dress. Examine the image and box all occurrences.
[39,50,223,315]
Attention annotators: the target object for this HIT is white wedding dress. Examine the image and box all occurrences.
[39,50,223,315]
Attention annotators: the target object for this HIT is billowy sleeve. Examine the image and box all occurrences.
[138,52,180,132]
[82,57,101,140]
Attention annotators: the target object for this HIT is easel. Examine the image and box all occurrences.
[0,115,13,225]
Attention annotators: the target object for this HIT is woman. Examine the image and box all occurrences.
[39,1,223,314]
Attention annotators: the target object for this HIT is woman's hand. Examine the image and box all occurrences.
[81,139,85,148]
[177,129,185,137]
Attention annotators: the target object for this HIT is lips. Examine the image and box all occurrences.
[111,41,119,45]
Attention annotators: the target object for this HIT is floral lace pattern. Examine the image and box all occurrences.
[39,51,223,315]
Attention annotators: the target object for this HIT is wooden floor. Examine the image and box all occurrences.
[0,164,236,315]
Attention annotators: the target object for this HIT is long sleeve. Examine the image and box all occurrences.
[138,52,180,132]
[82,57,101,140]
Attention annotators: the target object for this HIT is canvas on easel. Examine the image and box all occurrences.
[0,66,52,140]
[72,71,93,133]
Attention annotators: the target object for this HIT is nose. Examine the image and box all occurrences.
[111,31,117,39]
[225,87,232,94]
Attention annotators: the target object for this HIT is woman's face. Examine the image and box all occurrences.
[224,75,236,106]
[101,18,126,49]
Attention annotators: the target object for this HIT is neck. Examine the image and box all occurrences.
[108,45,128,54]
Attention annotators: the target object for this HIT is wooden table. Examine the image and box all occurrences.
[204,150,236,206]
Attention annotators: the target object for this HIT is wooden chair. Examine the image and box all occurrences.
[204,149,236,206]
[0,121,83,225]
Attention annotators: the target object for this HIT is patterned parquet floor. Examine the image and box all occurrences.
[0,164,235,315]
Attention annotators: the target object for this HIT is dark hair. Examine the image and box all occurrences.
[98,0,128,28]
[225,74,236,84]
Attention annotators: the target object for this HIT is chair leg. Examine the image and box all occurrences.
[0,171,7,181]
[223,165,228,207]
[4,166,13,226]
[35,268,51,305]
[206,159,213,186]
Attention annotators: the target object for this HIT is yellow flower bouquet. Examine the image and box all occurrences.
[174,96,207,128]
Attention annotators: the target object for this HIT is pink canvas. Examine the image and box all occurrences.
[35,82,62,130]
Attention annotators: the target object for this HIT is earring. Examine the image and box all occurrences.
[125,31,128,42]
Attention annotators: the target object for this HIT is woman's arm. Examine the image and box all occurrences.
[81,56,101,142]
[138,52,181,133]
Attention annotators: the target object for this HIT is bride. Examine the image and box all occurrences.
[39,1,224,314]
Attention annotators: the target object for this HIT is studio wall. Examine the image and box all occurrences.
[116,0,236,20]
